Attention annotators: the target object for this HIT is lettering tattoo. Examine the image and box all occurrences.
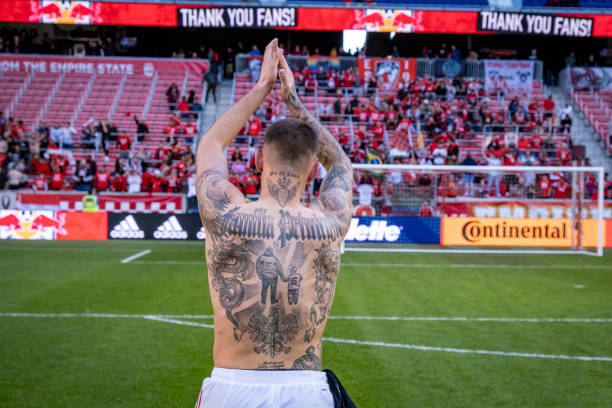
[278,210,343,248]
[267,171,299,207]
[248,305,299,357]
[291,346,322,371]
[305,244,339,343]
[221,207,274,239]
[258,361,286,370]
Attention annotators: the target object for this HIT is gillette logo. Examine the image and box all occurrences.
[344,218,401,242]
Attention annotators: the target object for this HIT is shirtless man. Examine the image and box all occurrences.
[194,39,353,407]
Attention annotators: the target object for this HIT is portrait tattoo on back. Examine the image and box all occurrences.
[291,346,322,371]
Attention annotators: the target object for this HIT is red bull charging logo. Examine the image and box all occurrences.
[29,0,102,25]
[357,10,417,33]
[0,211,66,240]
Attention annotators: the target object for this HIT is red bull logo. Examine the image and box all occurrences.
[29,0,102,25]
[0,211,66,240]
[357,10,416,33]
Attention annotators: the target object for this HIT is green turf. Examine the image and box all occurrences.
[1,240,611,407]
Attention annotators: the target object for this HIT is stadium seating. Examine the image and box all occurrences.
[2,68,203,177]
[232,74,564,164]
[572,90,612,155]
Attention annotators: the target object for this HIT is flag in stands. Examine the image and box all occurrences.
[306,56,340,73]
[366,150,382,165]
[391,128,412,152]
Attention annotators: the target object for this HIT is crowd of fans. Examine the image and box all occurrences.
[0,107,199,196]
[2,48,611,209]
[226,64,612,207]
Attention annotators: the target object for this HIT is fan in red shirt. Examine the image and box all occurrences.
[116,133,131,151]
[372,123,385,142]
[150,171,165,193]
[33,174,48,191]
[538,175,552,198]
[177,97,189,113]
[241,171,260,195]
[111,172,127,192]
[163,119,179,138]
[170,141,185,160]
[141,169,153,192]
[184,122,198,140]
[418,200,435,217]
[341,70,355,89]
[530,134,542,150]
[248,116,262,136]
[50,171,64,190]
[503,148,517,166]
[517,136,530,152]
[32,156,52,175]
[94,170,111,191]
[605,175,612,199]
[165,170,181,193]
[553,177,570,199]
[556,143,571,165]
[304,77,316,94]
[543,95,555,117]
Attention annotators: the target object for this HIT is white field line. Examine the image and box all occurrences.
[341,263,611,270]
[132,260,202,265]
[2,312,612,323]
[141,316,612,362]
[0,312,215,319]
[322,337,612,362]
[3,312,611,361]
[327,316,612,323]
[120,249,151,264]
[128,260,611,270]
[142,315,214,329]
[0,247,137,252]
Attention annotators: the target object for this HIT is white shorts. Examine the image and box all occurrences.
[194,367,334,408]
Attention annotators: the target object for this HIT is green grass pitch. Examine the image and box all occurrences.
[1,240,611,407]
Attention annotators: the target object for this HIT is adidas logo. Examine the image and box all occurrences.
[154,216,188,239]
[110,215,145,239]
[197,226,206,240]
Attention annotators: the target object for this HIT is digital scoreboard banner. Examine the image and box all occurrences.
[477,11,594,37]
[177,7,297,29]
[1,1,611,36]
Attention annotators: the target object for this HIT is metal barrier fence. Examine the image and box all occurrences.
[236,54,543,81]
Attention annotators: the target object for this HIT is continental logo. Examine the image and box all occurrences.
[461,219,567,243]
[442,217,598,247]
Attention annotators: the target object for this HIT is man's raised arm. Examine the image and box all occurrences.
[196,39,282,223]
[278,55,353,229]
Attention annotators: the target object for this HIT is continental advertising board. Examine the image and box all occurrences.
[442,217,600,247]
